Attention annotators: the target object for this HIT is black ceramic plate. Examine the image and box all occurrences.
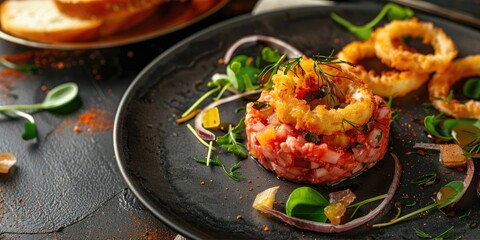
[114,3,480,239]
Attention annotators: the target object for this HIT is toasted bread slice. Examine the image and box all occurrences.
[0,0,102,42]
[0,0,161,43]
[54,0,164,19]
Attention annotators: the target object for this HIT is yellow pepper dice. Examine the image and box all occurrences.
[202,107,220,129]
[255,125,276,146]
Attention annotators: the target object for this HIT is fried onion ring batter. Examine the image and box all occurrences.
[374,18,457,73]
[337,40,430,97]
[270,57,375,135]
[429,55,480,119]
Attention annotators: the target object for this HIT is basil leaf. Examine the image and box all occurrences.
[286,187,329,222]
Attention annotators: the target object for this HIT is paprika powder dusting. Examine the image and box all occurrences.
[73,106,112,135]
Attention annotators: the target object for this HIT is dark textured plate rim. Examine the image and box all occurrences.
[113,11,258,240]
[0,0,228,50]
[114,4,478,240]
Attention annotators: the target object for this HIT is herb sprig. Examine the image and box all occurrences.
[415,226,455,240]
[330,3,414,39]
[216,117,248,159]
[195,141,242,181]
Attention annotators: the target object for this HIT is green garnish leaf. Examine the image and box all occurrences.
[373,181,463,228]
[0,57,39,73]
[285,186,329,222]
[415,228,433,239]
[386,95,400,122]
[222,142,248,159]
[423,114,453,141]
[415,226,454,240]
[437,180,464,208]
[262,47,281,63]
[194,156,241,181]
[330,3,414,39]
[216,118,248,158]
[3,109,38,141]
[225,55,261,92]
[22,121,37,140]
[462,77,480,99]
[411,173,438,186]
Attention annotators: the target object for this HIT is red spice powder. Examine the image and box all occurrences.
[73,106,112,134]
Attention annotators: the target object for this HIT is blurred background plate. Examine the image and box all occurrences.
[0,0,228,50]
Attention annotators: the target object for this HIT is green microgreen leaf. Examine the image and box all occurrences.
[262,47,282,63]
[463,77,480,99]
[194,156,241,181]
[386,95,400,122]
[330,3,414,39]
[216,117,248,158]
[285,186,329,222]
[5,109,38,141]
[423,114,453,141]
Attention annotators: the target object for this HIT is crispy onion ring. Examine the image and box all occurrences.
[374,18,457,73]
[270,57,375,135]
[337,40,430,97]
[429,55,480,119]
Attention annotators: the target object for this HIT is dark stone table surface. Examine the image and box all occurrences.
[0,0,477,239]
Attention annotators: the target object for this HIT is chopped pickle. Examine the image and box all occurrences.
[202,107,220,129]
[253,186,280,212]
[325,189,356,225]
[324,202,346,225]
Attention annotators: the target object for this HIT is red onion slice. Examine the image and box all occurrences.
[194,89,263,141]
[414,142,474,204]
[260,153,402,233]
[457,157,474,204]
[223,35,304,64]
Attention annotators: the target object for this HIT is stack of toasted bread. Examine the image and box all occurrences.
[0,0,164,43]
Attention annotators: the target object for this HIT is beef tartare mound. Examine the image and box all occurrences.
[245,57,391,185]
